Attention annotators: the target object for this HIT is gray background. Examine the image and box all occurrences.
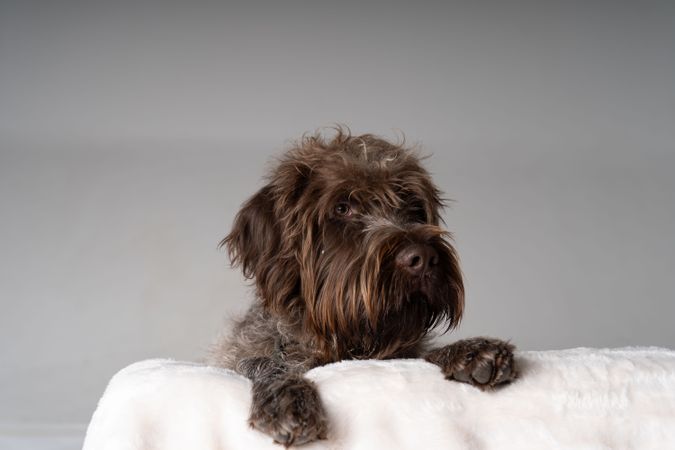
[1,0,674,441]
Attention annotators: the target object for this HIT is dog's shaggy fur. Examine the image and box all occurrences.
[208,129,517,447]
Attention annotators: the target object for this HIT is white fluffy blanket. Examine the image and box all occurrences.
[83,348,675,450]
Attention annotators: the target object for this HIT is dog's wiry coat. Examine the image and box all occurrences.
[208,130,516,447]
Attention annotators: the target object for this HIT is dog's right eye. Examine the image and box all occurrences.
[334,202,352,217]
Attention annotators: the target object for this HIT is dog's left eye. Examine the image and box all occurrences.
[334,202,352,217]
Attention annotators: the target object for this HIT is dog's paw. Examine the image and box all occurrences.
[425,337,517,390]
[249,376,328,447]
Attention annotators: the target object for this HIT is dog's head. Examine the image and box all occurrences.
[222,130,464,360]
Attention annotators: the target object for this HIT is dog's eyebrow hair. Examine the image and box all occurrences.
[361,216,406,233]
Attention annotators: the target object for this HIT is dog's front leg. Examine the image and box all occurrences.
[424,337,517,390]
[236,357,327,447]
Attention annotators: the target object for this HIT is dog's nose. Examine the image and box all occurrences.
[395,244,439,276]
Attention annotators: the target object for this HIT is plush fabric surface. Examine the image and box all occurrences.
[83,347,675,450]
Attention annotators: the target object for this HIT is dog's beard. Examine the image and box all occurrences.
[303,224,464,361]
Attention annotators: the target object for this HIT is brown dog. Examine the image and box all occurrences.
[209,129,516,447]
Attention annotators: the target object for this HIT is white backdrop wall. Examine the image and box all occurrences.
[1,0,674,432]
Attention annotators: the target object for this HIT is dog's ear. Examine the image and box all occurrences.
[221,185,278,279]
[221,184,302,313]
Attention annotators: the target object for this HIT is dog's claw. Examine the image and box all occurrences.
[471,363,493,384]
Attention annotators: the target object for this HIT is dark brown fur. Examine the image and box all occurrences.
[208,129,516,447]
